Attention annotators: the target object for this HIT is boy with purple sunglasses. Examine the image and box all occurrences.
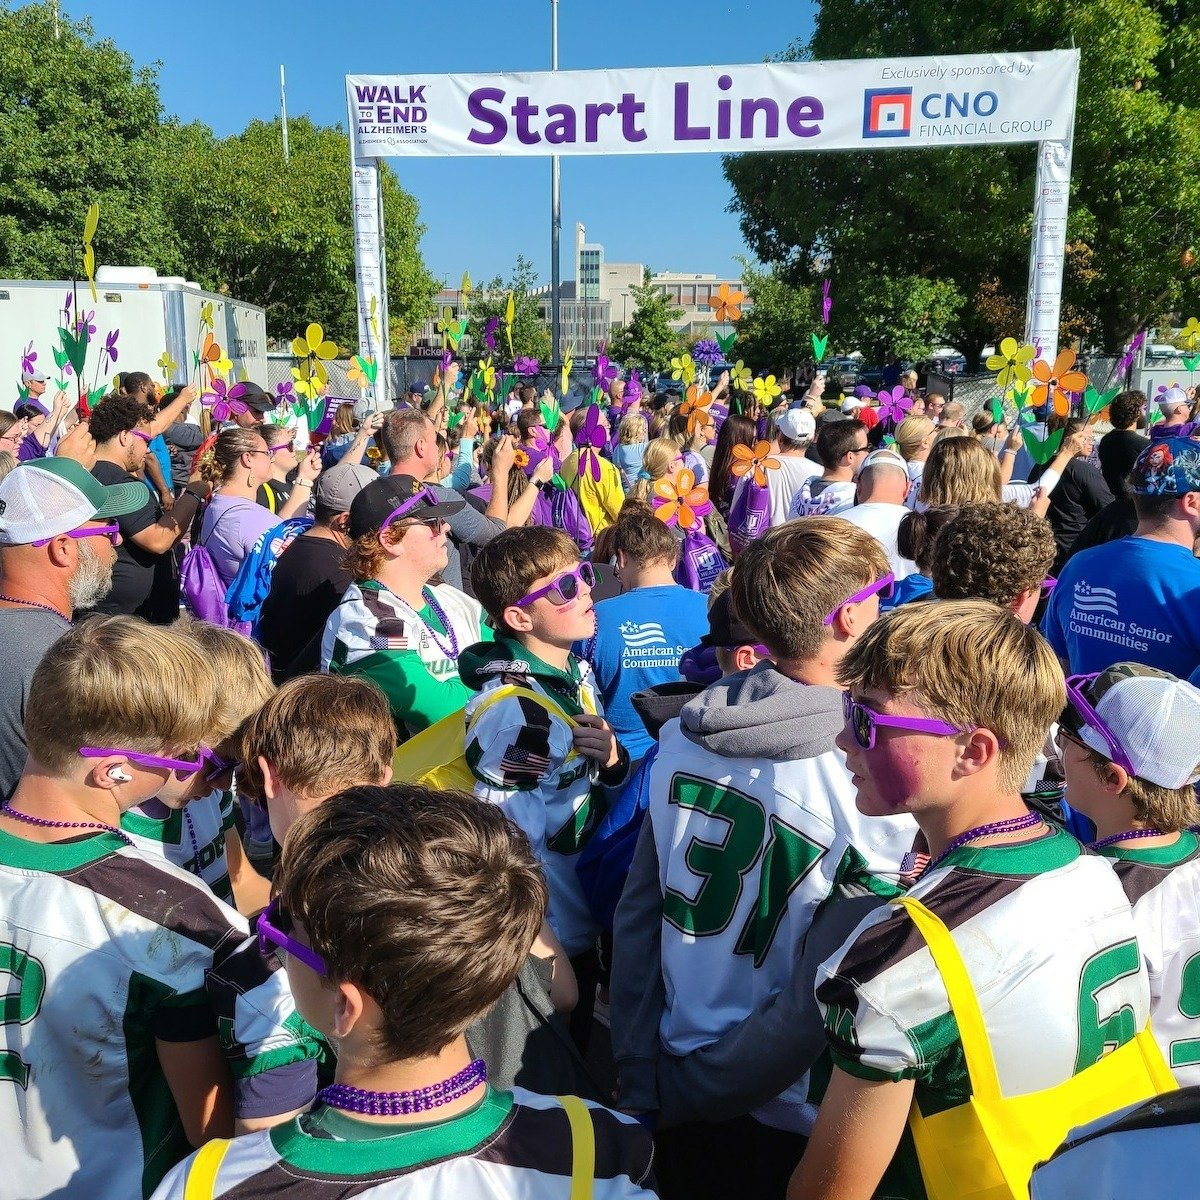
[462,526,631,1051]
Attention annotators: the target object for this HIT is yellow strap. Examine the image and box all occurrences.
[894,896,1003,1104]
[183,1138,231,1200]
[558,1095,595,1200]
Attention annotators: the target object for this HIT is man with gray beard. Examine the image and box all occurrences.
[0,458,146,798]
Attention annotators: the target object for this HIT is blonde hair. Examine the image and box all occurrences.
[708,567,733,610]
[731,519,889,661]
[919,436,1003,507]
[893,415,936,461]
[173,616,274,755]
[0,451,14,482]
[25,616,220,774]
[933,424,970,446]
[198,426,266,486]
[618,413,648,445]
[838,599,1064,793]
[629,438,678,503]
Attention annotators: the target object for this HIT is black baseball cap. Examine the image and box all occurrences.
[348,474,465,540]
[698,591,759,649]
[239,381,275,413]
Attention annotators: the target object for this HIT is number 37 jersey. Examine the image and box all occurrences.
[648,717,915,1127]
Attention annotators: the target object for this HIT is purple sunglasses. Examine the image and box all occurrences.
[824,572,896,626]
[516,561,597,607]
[257,898,328,975]
[1063,673,1137,776]
[80,743,230,783]
[382,488,442,531]
[842,692,973,751]
[32,523,120,548]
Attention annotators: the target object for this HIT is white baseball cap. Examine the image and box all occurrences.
[860,448,908,474]
[0,459,148,547]
[1157,385,1189,409]
[776,406,816,442]
[841,396,868,413]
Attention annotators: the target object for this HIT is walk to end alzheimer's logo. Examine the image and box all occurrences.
[1068,581,1173,653]
[620,621,688,671]
[355,81,431,146]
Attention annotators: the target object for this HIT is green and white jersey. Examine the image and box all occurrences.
[0,828,324,1199]
[121,789,237,905]
[817,826,1149,1200]
[153,1088,657,1200]
[1100,830,1200,1087]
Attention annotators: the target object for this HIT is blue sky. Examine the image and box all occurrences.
[75,0,814,287]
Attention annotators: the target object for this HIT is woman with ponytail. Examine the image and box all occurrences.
[196,426,321,587]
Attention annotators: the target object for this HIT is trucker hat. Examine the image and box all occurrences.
[0,459,148,546]
[775,406,816,443]
[1062,663,1200,790]
[348,474,465,540]
[20,371,47,384]
[313,463,379,514]
[1128,436,1200,496]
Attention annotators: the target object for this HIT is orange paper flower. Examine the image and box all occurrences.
[709,283,745,323]
[730,440,781,488]
[680,385,714,437]
[512,447,530,469]
[1030,349,1087,416]
[653,467,709,531]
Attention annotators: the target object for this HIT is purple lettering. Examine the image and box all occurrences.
[674,83,710,141]
[354,85,379,103]
[584,101,616,142]
[467,87,507,146]
[408,84,427,104]
[616,92,647,142]
[786,96,824,137]
[513,95,542,145]
[545,104,577,144]
[740,97,780,139]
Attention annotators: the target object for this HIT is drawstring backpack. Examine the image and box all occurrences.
[651,465,727,595]
[726,441,780,555]
[179,503,254,635]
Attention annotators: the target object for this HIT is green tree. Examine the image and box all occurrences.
[733,261,818,373]
[466,255,552,366]
[725,0,1200,359]
[160,117,436,349]
[0,2,184,281]
[839,275,964,364]
[606,272,684,372]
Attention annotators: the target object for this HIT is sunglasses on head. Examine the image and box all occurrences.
[382,488,443,532]
[516,561,597,607]
[79,743,230,783]
[1062,673,1136,775]
[256,897,328,975]
[824,573,896,626]
[842,692,973,751]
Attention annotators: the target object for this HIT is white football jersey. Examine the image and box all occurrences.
[122,789,236,904]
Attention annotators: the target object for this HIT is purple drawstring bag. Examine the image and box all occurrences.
[727,476,772,555]
[675,527,727,594]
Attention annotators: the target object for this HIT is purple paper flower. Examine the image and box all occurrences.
[440,350,453,372]
[74,309,96,338]
[514,355,540,377]
[877,385,912,427]
[578,404,607,481]
[21,343,36,376]
[593,345,618,394]
[275,378,295,404]
[1118,330,1148,375]
[822,280,832,325]
[102,329,119,368]
[483,317,499,354]
[691,338,723,367]
[201,380,249,423]
[626,370,642,405]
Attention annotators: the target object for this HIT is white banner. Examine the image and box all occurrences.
[1026,138,1074,360]
[347,51,1078,159]
[348,158,390,408]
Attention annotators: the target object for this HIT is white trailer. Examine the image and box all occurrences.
[0,267,267,407]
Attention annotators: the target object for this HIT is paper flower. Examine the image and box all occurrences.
[275,378,295,404]
[82,202,99,303]
[102,329,119,368]
[348,355,377,390]
[1030,349,1087,416]
[368,294,380,342]
[505,292,515,358]
[157,350,178,381]
[652,467,711,531]
[593,348,618,393]
[691,338,723,367]
[200,301,215,329]
[821,279,832,325]
[878,386,912,426]
[751,375,783,407]
[202,380,249,423]
[1182,318,1200,351]
[477,357,496,397]
[291,323,338,368]
[560,343,574,396]
[75,310,96,339]
[670,353,696,386]
[986,337,1036,391]
[514,355,540,377]
[483,317,499,355]
[291,366,324,401]
[730,361,751,391]
[709,283,745,323]
[577,404,607,482]
[680,386,714,437]
[730,440,781,488]
[195,332,223,384]
[1118,330,1147,376]
[20,343,36,376]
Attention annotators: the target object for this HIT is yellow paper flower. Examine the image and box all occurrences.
[199,302,214,329]
[291,366,324,400]
[157,350,178,380]
[986,337,1036,391]
[478,358,496,396]
[730,361,752,391]
[751,375,783,406]
[561,344,574,397]
[210,350,233,379]
[1182,317,1200,350]
[670,353,696,385]
[291,323,338,363]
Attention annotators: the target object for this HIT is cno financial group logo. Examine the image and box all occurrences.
[862,87,913,138]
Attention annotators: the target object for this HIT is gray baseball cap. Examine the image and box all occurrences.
[313,463,380,514]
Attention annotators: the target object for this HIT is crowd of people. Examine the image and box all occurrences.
[1,351,1199,1200]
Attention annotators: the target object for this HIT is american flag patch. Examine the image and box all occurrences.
[499,743,551,784]
[370,635,409,650]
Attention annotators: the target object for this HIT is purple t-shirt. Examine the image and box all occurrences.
[199,494,277,586]
[17,433,45,462]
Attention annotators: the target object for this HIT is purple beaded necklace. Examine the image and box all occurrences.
[1089,827,1167,851]
[0,595,70,624]
[2,802,133,846]
[420,587,460,660]
[916,811,1043,879]
[316,1058,487,1117]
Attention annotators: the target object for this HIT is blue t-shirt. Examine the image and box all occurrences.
[1041,536,1200,677]
[576,584,709,762]
[884,572,933,610]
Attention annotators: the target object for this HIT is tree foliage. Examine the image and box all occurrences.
[0,2,437,351]
[606,273,684,372]
[724,0,1200,358]
[733,261,817,373]
[466,255,553,366]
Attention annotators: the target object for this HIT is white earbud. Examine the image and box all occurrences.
[106,766,133,783]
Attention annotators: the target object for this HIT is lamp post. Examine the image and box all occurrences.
[550,0,561,371]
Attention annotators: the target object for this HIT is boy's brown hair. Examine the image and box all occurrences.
[238,675,395,804]
[838,599,1064,793]
[25,616,219,773]
[276,784,547,1061]
[731,519,889,661]
[931,503,1056,607]
[611,507,679,569]
[173,616,275,758]
[470,526,579,630]
[1078,743,1200,832]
